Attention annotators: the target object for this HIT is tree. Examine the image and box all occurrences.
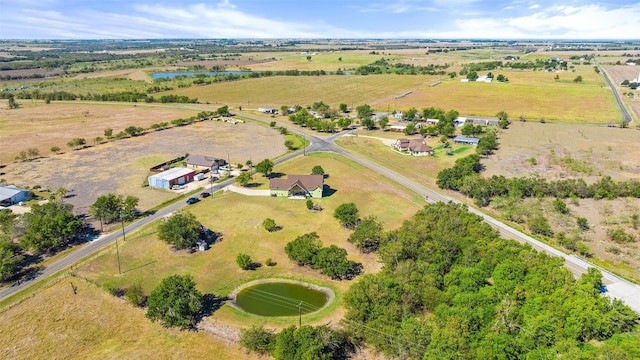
[27,148,39,160]
[461,123,477,136]
[236,253,253,270]
[21,201,82,253]
[573,75,583,83]
[476,132,498,156]
[104,128,113,138]
[255,159,275,178]
[349,215,384,253]
[50,146,60,154]
[337,117,352,129]
[467,71,479,81]
[216,105,230,116]
[236,171,252,186]
[0,239,23,281]
[313,245,356,280]
[7,95,20,109]
[146,274,203,330]
[306,198,314,210]
[553,198,569,214]
[306,55,312,61]
[356,104,372,119]
[496,111,510,129]
[378,116,389,130]
[124,126,144,137]
[67,137,86,150]
[262,218,278,232]
[311,165,325,176]
[577,217,589,231]
[89,193,138,230]
[339,103,348,112]
[240,325,274,355]
[285,232,322,266]
[361,116,376,130]
[157,211,201,250]
[333,203,359,229]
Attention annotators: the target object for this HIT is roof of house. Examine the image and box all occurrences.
[0,185,28,201]
[270,175,323,192]
[408,138,431,153]
[186,154,225,168]
[453,136,480,144]
[149,167,195,181]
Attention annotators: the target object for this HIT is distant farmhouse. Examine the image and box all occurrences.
[258,107,278,115]
[393,138,434,156]
[186,154,227,171]
[270,175,324,199]
[0,185,31,207]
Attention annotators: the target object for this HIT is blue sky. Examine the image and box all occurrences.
[1,0,638,39]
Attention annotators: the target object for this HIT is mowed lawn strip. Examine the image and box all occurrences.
[72,154,422,329]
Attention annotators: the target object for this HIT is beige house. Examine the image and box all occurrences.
[393,138,434,156]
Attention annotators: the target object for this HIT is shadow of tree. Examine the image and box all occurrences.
[197,293,227,322]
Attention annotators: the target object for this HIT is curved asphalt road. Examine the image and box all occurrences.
[2,111,639,314]
[596,59,633,124]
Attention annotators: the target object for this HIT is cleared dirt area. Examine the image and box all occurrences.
[0,119,286,214]
[483,121,640,280]
[483,121,640,181]
[0,102,200,164]
[603,65,640,85]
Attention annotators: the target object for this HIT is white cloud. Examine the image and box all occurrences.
[528,4,540,9]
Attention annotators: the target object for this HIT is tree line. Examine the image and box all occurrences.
[2,90,198,104]
[437,154,640,207]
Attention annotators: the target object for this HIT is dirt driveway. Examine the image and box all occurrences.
[1,120,286,215]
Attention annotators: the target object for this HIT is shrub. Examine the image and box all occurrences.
[236,253,253,270]
[306,198,314,210]
[125,283,146,306]
[606,227,636,244]
[103,280,124,297]
[262,218,278,232]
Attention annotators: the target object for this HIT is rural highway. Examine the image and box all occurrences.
[596,59,633,124]
[2,111,639,315]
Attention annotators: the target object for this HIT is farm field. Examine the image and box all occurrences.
[0,115,286,213]
[166,66,619,122]
[0,101,201,164]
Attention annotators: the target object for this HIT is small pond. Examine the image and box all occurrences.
[234,281,330,317]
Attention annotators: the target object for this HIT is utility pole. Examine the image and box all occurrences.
[297,302,302,328]
[115,235,122,275]
[120,210,126,242]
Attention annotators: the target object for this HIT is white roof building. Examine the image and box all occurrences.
[0,185,30,206]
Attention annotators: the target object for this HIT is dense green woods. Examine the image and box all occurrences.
[342,202,639,359]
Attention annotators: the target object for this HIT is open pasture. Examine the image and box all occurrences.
[0,278,260,360]
[0,102,200,164]
[242,51,384,71]
[603,65,640,85]
[395,67,617,122]
[168,74,432,109]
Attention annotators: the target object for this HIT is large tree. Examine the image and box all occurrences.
[235,171,252,186]
[146,274,203,329]
[349,215,384,253]
[356,104,372,119]
[255,159,275,178]
[21,201,82,253]
[89,193,139,230]
[284,232,322,266]
[333,203,359,229]
[0,239,23,281]
[157,211,201,250]
[313,245,356,280]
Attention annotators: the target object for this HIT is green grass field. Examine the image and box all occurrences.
[71,153,422,326]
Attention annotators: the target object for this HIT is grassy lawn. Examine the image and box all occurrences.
[336,133,475,186]
[62,153,422,333]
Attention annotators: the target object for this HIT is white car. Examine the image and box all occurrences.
[171,184,186,190]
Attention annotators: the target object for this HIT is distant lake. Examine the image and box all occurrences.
[151,71,250,79]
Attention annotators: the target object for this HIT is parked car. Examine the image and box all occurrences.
[171,184,186,190]
[200,192,211,198]
[186,197,199,204]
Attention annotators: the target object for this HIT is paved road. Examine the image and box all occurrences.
[596,59,633,124]
[3,111,639,315]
